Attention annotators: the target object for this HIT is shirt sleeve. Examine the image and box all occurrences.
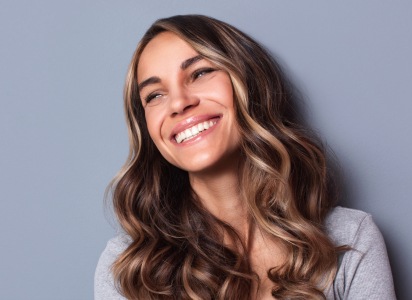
[94,236,129,300]
[337,214,396,299]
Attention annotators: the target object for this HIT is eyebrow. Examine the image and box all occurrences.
[180,55,203,70]
[138,55,204,92]
[138,76,161,92]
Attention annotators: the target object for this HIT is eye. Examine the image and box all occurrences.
[145,92,163,104]
[191,67,216,81]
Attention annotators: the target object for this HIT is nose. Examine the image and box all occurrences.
[169,87,200,116]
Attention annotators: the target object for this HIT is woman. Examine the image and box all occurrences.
[95,15,395,299]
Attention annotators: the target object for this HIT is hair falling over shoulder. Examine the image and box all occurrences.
[109,15,345,299]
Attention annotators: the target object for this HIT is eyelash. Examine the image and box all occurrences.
[144,68,217,104]
[191,67,216,80]
[145,92,162,103]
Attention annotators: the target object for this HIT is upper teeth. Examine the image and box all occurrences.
[175,120,217,143]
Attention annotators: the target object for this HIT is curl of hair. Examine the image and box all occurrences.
[110,15,344,299]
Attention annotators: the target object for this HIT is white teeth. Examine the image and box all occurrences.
[184,128,191,136]
[191,126,199,135]
[175,120,217,143]
[197,123,204,131]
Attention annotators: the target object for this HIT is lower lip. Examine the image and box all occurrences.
[172,117,221,146]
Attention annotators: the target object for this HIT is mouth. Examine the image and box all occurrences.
[173,116,221,144]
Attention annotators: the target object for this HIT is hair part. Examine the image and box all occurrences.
[110,14,344,299]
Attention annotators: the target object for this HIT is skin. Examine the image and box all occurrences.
[137,32,242,221]
[137,32,285,299]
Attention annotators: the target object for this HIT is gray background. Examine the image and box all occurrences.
[1,1,411,299]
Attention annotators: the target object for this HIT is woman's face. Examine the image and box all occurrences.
[137,32,241,174]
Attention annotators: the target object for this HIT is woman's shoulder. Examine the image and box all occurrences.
[94,233,132,300]
[104,233,132,253]
[96,233,132,273]
[323,206,396,299]
[324,206,376,247]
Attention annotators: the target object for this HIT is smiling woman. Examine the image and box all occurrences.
[94,15,396,300]
[138,32,240,174]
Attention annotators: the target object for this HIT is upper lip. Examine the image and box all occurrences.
[170,114,222,140]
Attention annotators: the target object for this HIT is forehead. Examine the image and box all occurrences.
[137,32,199,80]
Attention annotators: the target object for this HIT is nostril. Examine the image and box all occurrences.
[183,104,194,112]
[169,94,199,116]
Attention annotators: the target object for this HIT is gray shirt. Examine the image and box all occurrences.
[94,207,396,299]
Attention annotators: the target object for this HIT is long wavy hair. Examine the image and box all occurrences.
[110,14,343,299]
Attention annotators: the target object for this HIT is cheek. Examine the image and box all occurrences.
[215,75,235,107]
[145,110,167,150]
[225,90,234,109]
[145,112,159,140]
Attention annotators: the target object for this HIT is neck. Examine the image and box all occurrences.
[188,153,249,235]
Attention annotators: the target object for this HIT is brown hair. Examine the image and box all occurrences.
[110,14,343,299]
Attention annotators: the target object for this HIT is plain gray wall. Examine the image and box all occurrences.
[1,1,411,299]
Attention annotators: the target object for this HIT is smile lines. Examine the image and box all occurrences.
[175,120,217,143]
